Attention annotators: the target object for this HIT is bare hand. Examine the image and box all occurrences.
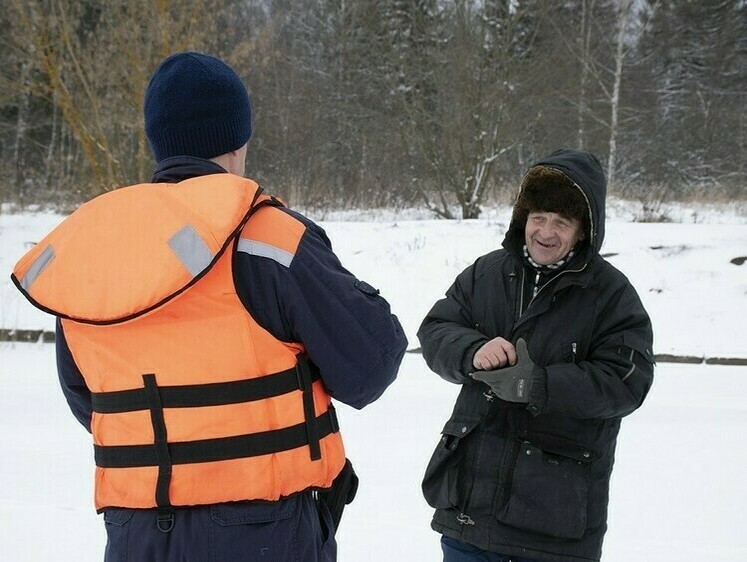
[472,337,517,370]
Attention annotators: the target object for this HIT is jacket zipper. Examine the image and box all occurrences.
[500,439,522,509]
[525,262,588,314]
[509,262,588,343]
[517,268,526,320]
[458,443,479,526]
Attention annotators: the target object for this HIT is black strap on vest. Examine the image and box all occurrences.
[94,408,339,468]
[92,356,335,518]
[142,374,175,533]
[296,358,321,461]
[91,363,321,414]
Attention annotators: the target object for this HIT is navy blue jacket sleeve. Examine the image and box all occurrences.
[55,318,93,432]
[235,209,407,409]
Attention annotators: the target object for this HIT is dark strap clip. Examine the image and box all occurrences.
[457,512,475,526]
[329,406,340,433]
[156,508,175,533]
[295,357,313,392]
[296,356,321,461]
[143,374,174,519]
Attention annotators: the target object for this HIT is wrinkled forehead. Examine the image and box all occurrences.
[527,210,581,223]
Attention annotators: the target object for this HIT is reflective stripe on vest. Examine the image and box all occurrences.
[168,225,214,276]
[237,201,306,270]
[19,245,55,291]
[237,239,294,267]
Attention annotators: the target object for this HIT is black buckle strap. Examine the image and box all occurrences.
[92,361,321,414]
[94,408,339,469]
[329,406,340,433]
[143,374,174,533]
[296,357,321,461]
[156,508,175,533]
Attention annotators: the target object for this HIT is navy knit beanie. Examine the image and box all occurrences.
[144,52,252,162]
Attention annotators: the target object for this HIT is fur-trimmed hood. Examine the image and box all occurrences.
[504,149,607,256]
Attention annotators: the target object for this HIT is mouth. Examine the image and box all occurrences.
[534,240,556,249]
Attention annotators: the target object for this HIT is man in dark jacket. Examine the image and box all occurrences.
[54,52,407,562]
[418,149,654,562]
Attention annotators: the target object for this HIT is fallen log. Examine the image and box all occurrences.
[404,348,747,366]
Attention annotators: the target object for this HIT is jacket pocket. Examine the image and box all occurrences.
[210,497,300,562]
[494,439,595,539]
[317,494,337,561]
[103,508,134,562]
[210,498,298,526]
[621,332,654,361]
[422,417,480,509]
[613,332,655,392]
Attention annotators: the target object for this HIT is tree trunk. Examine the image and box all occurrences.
[607,0,632,190]
[45,91,59,192]
[12,60,31,203]
[461,191,482,219]
[577,0,596,150]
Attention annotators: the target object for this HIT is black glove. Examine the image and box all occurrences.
[471,338,535,403]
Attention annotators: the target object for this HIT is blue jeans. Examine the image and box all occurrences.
[441,536,541,562]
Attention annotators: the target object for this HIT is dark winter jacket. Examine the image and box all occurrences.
[418,149,654,562]
[55,156,407,562]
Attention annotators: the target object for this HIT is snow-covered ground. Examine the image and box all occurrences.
[1,346,746,561]
[1,202,746,561]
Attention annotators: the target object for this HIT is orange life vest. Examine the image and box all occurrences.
[12,174,346,512]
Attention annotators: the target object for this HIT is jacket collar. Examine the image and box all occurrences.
[504,227,593,273]
[150,155,227,184]
[511,257,594,331]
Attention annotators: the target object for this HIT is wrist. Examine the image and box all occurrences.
[463,339,488,377]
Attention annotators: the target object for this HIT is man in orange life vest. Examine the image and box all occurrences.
[11,52,407,561]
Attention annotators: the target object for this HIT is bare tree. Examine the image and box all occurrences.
[606,0,634,190]
[577,0,598,149]
[0,0,743,210]
[4,0,239,199]
[398,0,549,218]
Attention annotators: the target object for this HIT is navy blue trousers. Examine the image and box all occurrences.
[442,536,541,562]
[103,492,335,562]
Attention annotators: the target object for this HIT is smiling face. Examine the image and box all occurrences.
[524,211,585,265]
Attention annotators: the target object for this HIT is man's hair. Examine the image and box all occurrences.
[512,166,590,237]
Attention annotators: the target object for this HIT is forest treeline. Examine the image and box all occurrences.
[1,0,744,218]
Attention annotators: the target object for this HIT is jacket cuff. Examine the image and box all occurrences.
[527,365,547,417]
[461,338,488,380]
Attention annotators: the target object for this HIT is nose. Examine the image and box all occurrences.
[537,223,555,240]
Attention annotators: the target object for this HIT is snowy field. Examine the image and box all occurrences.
[1,201,746,561]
